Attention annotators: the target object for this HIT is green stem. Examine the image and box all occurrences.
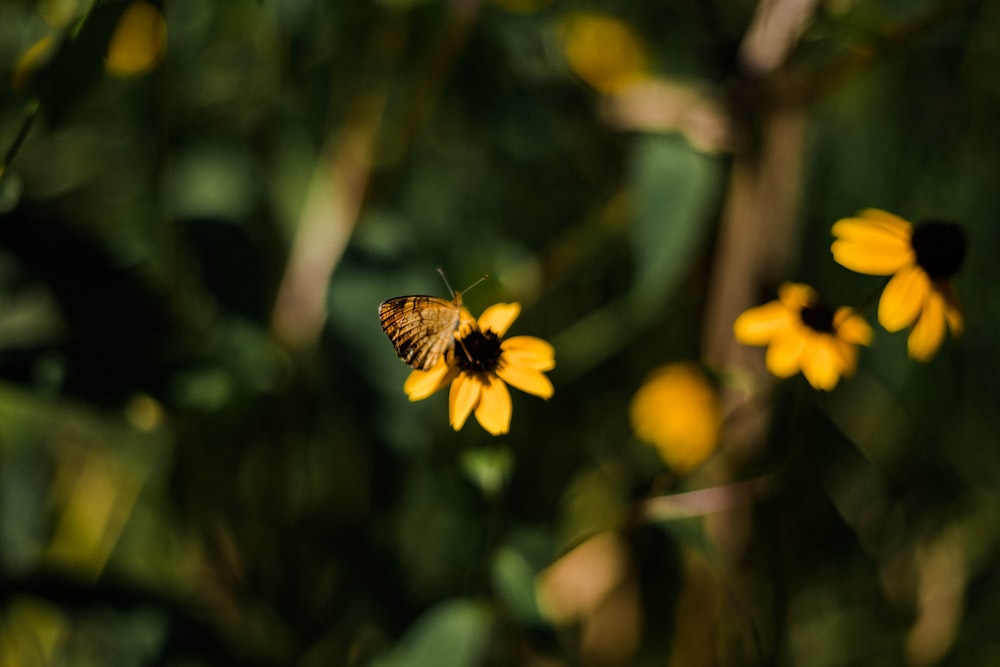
[0,100,40,180]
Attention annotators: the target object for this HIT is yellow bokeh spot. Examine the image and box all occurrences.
[105,1,167,77]
[12,34,59,92]
[45,446,148,580]
[630,363,722,473]
[560,12,650,94]
[39,0,81,28]
[0,598,67,665]
[125,393,166,432]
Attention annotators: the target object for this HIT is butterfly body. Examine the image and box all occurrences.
[379,293,464,371]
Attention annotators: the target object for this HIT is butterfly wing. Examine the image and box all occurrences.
[379,295,462,371]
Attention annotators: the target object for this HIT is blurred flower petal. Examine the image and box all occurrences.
[879,264,929,332]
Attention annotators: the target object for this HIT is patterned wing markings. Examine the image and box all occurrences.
[378,294,464,371]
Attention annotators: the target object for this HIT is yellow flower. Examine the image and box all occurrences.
[831,209,966,361]
[105,1,167,77]
[403,303,554,436]
[734,283,872,391]
[630,363,722,473]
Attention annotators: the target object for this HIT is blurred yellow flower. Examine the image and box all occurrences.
[105,1,167,77]
[560,12,650,94]
[404,302,554,436]
[734,283,872,391]
[630,363,721,472]
[832,209,966,361]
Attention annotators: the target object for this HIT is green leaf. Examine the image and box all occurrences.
[372,598,493,667]
[460,445,514,498]
[491,545,541,624]
[627,134,722,309]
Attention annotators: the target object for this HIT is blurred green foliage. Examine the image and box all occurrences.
[1,0,999,665]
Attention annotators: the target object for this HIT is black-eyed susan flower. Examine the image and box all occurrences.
[630,363,722,472]
[734,283,872,391]
[831,209,966,361]
[403,303,554,436]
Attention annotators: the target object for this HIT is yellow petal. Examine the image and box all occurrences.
[734,301,794,345]
[765,328,807,378]
[104,1,168,77]
[907,289,946,362]
[478,303,521,336]
[501,336,555,371]
[830,220,911,247]
[941,282,964,336]
[404,357,456,401]
[857,208,913,235]
[833,307,873,346]
[799,338,843,391]
[457,307,478,336]
[474,375,512,435]
[831,211,913,275]
[497,361,554,399]
[833,209,912,241]
[449,374,481,431]
[834,338,860,375]
[777,283,817,310]
[879,264,929,331]
[831,238,915,275]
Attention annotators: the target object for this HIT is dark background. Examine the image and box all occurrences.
[0,0,998,664]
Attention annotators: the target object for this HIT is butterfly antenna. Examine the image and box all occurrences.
[455,334,473,363]
[436,268,489,297]
[460,274,489,295]
[436,267,456,298]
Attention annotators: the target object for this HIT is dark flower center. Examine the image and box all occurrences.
[912,220,966,280]
[800,303,836,334]
[456,329,503,374]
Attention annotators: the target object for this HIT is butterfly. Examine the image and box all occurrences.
[379,272,487,371]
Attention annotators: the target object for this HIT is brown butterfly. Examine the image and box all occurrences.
[379,272,486,371]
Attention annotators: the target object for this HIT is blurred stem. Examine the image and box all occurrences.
[368,0,487,200]
[0,101,39,181]
[703,0,974,484]
[270,6,411,350]
[638,475,776,523]
[693,3,974,659]
[271,0,486,350]
[396,0,486,157]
